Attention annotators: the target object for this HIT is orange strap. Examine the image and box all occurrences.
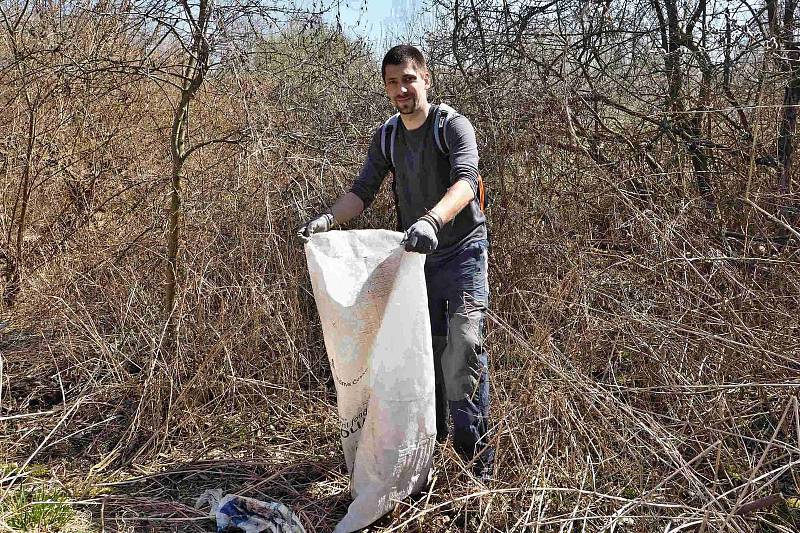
[477,174,485,212]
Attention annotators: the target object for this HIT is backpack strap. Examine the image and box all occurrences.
[380,113,400,168]
[477,174,486,212]
[433,103,456,156]
[380,113,402,229]
[434,103,486,212]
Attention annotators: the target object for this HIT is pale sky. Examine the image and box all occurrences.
[329,0,432,44]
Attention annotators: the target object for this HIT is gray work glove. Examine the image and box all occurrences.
[297,212,334,242]
[403,212,443,254]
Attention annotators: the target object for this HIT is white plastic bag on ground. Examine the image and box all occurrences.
[195,489,306,533]
[305,230,436,533]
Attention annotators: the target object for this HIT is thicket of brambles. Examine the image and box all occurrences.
[1,0,798,531]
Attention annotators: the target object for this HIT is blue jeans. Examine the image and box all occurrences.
[424,239,493,474]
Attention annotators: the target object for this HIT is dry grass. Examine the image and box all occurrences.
[2,166,798,531]
[1,5,800,533]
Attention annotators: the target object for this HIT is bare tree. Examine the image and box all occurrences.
[769,0,800,217]
[163,0,214,353]
[426,0,800,224]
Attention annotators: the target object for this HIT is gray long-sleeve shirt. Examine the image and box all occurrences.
[350,104,487,255]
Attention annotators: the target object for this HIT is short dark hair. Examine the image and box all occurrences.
[381,45,427,80]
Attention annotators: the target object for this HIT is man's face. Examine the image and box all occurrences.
[383,61,430,115]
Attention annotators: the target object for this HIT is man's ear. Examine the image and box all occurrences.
[423,69,431,89]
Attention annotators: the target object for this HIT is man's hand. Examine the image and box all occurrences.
[403,212,443,254]
[297,213,334,242]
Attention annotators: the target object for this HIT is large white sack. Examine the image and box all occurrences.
[305,230,436,533]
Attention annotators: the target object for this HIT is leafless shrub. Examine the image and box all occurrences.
[0,0,798,532]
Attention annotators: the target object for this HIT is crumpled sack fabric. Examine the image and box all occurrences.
[305,230,436,533]
[195,489,306,533]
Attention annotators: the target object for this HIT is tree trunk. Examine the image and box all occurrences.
[777,79,800,203]
[164,128,185,348]
[769,0,799,220]
[777,0,799,215]
[689,14,715,210]
[5,104,37,308]
[162,0,210,354]
[1,249,19,309]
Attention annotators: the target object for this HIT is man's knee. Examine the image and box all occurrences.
[441,307,486,401]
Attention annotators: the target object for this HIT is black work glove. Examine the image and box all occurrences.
[403,212,443,254]
[297,213,334,242]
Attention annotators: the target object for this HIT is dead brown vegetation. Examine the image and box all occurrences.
[1,0,799,531]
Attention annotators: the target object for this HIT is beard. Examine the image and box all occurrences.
[395,95,418,114]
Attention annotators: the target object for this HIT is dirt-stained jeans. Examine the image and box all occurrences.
[424,239,493,475]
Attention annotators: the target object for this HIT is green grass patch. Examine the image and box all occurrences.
[1,485,74,532]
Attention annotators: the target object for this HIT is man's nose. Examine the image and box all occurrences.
[400,86,408,93]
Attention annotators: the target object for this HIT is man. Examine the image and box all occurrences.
[299,45,493,479]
